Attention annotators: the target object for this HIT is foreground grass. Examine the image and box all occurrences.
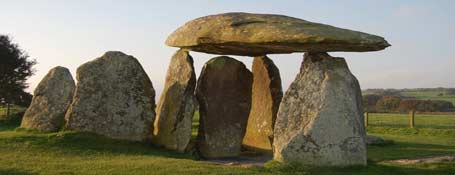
[1,115,455,174]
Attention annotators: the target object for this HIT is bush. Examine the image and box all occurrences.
[362,94,382,112]
[375,96,402,113]
[399,99,454,112]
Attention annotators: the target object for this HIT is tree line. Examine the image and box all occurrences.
[363,94,454,113]
[0,35,36,117]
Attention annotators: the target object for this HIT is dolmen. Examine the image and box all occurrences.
[165,12,390,166]
[20,12,390,167]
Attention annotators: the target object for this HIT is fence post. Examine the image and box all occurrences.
[410,110,415,128]
[364,112,369,127]
[6,103,11,119]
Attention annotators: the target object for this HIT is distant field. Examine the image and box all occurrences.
[368,113,455,129]
[400,90,455,105]
[363,88,455,105]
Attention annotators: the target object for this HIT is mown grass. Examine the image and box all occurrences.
[1,111,455,174]
[368,113,455,129]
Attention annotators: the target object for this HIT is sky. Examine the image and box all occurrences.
[1,0,454,99]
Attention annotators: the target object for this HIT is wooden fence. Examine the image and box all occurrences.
[364,112,455,129]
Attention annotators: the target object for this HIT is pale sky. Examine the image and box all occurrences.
[1,0,454,99]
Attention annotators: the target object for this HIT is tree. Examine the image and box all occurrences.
[398,99,420,113]
[447,89,455,96]
[0,35,36,117]
[362,94,382,112]
[375,96,402,113]
[399,99,454,112]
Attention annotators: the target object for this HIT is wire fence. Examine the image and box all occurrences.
[365,112,455,129]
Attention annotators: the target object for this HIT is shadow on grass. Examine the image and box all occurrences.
[0,168,34,175]
[260,161,455,175]
[0,112,24,131]
[368,141,455,162]
[10,130,195,160]
[0,112,194,160]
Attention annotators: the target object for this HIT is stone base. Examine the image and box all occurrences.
[242,56,282,154]
[196,56,252,158]
[273,52,366,166]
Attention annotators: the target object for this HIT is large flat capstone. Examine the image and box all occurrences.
[166,12,390,56]
[65,51,156,141]
[196,56,253,158]
[273,52,367,166]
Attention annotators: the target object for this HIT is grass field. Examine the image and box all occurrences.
[1,110,455,174]
[368,113,455,129]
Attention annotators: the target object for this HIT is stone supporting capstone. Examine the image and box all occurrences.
[196,56,252,158]
[153,49,197,152]
[242,56,282,154]
[273,52,367,166]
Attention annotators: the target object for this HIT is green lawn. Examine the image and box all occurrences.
[1,111,455,174]
[368,113,455,129]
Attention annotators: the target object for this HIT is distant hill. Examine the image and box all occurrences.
[362,88,455,105]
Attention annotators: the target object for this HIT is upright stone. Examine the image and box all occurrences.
[153,49,197,152]
[273,52,367,166]
[65,51,155,141]
[243,56,282,153]
[20,66,75,132]
[196,56,253,158]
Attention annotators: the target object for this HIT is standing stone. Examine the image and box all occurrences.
[65,51,155,141]
[242,56,282,153]
[153,49,196,152]
[20,66,75,132]
[196,56,252,158]
[273,52,366,166]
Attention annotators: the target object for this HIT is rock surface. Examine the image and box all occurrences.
[153,49,197,152]
[166,12,390,56]
[20,66,75,132]
[65,51,155,141]
[273,52,367,166]
[242,56,282,153]
[196,56,253,158]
